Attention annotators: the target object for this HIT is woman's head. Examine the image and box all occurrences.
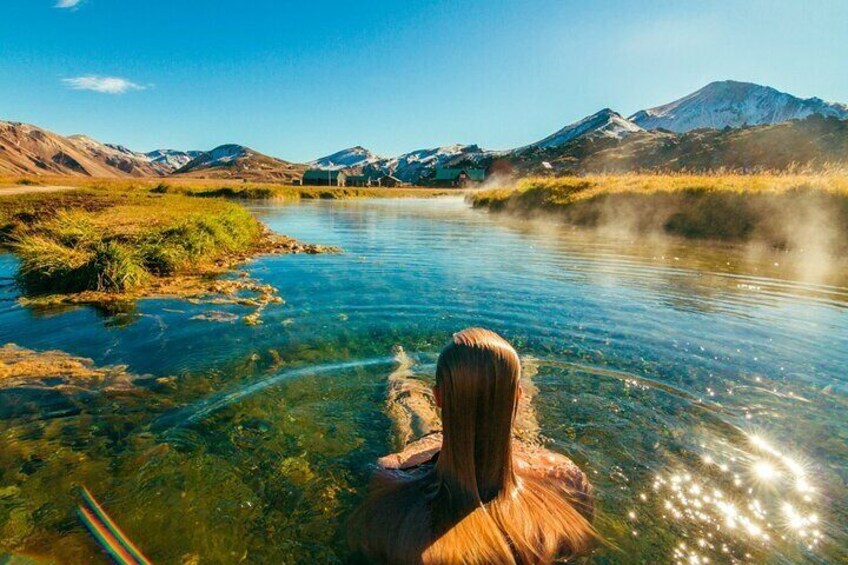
[350,328,597,564]
[434,328,522,501]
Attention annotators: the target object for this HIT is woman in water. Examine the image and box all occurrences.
[350,328,596,564]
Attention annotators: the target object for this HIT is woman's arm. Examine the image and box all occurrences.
[377,432,442,470]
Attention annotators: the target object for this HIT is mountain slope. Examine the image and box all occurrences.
[630,80,848,132]
[174,144,305,182]
[66,135,163,176]
[527,114,848,174]
[529,108,643,149]
[0,121,154,178]
[310,146,384,170]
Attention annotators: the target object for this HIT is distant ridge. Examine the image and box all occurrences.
[2,80,848,182]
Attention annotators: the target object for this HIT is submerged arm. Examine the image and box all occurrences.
[377,431,442,470]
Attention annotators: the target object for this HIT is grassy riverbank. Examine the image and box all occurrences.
[0,176,452,200]
[0,188,336,319]
[469,173,848,250]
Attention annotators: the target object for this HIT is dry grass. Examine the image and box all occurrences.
[469,172,848,248]
[0,175,451,199]
[471,171,848,208]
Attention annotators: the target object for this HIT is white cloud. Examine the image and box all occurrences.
[62,76,146,94]
[55,0,82,8]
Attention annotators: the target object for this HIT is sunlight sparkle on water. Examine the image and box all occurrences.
[752,460,779,482]
[649,431,824,564]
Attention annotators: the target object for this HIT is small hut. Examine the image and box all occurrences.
[380,175,404,188]
[346,174,383,187]
[302,169,347,187]
[431,167,486,187]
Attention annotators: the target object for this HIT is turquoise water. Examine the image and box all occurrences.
[1,197,846,563]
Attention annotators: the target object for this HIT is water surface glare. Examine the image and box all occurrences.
[0,197,846,564]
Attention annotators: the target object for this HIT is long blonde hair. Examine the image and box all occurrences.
[350,328,596,564]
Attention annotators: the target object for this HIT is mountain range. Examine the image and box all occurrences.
[2,80,847,183]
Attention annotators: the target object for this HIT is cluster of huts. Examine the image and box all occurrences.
[298,170,403,187]
[297,167,488,188]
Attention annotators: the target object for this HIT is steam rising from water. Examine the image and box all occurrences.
[477,182,848,288]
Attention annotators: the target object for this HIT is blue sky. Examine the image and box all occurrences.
[1,0,847,161]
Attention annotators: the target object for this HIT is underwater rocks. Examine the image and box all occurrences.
[0,344,143,392]
[259,231,341,256]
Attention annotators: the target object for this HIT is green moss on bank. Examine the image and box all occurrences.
[0,190,338,319]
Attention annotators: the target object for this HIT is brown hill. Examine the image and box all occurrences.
[0,121,161,178]
[173,144,305,183]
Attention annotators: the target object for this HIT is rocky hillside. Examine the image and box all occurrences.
[0,121,201,178]
[0,121,150,177]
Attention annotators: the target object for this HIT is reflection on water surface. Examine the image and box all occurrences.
[0,197,846,563]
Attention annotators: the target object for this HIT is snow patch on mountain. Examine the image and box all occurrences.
[630,80,848,133]
[529,108,643,149]
[181,144,251,170]
[310,146,384,170]
[146,149,203,170]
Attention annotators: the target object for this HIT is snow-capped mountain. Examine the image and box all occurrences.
[146,149,203,172]
[315,110,645,182]
[529,108,643,149]
[310,146,384,170]
[630,80,848,133]
[180,144,252,169]
[6,79,848,182]
[370,144,493,183]
[311,144,493,183]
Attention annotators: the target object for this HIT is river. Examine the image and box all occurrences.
[1,197,846,563]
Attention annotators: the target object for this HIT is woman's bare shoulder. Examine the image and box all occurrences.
[514,442,593,495]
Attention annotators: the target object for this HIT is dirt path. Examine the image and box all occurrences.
[0,185,78,196]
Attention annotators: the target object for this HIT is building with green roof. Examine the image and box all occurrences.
[431,167,487,187]
[302,169,347,186]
